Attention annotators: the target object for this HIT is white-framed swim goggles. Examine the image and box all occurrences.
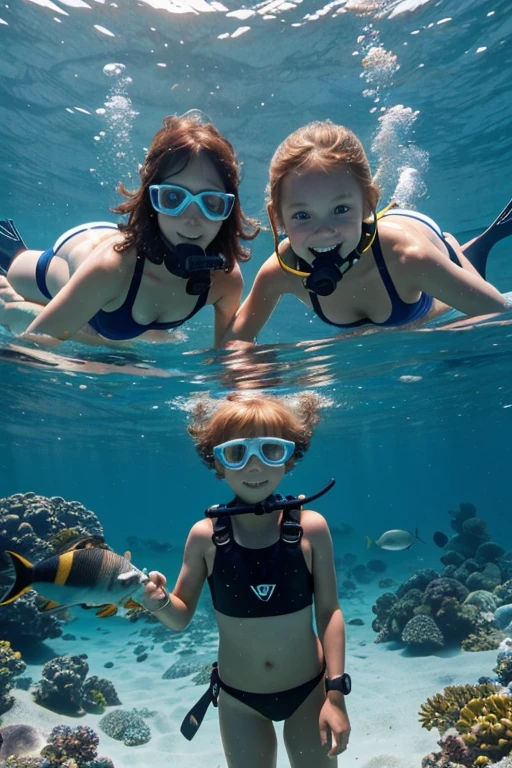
[213,437,295,470]
[149,184,235,221]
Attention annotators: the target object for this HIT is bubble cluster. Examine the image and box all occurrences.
[91,63,139,189]
[372,105,429,207]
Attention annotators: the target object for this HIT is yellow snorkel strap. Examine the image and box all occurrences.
[269,200,398,279]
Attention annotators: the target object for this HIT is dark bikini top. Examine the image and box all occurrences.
[309,226,435,328]
[207,508,314,619]
[87,252,208,340]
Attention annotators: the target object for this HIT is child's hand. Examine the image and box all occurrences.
[141,571,168,607]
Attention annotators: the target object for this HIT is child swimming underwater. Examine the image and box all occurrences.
[229,120,512,342]
[0,113,258,347]
[140,393,350,766]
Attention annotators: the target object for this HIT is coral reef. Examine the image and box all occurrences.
[0,493,104,649]
[40,724,99,764]
[32,657,120,717]
[456,694,512,760]
[0,493,104,565]
[419,684,501,733]
[81,678,121,714]
[402,615,444,649]
[371,501,512,654]
[32,655,89,715]
[99,710,151,746]
[0,643,26,715]
[0,723,113,767]
[494,647,512,687]
[0,724,44,759]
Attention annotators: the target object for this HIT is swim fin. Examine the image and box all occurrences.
[0,219,27,276]
[463,197,512,279]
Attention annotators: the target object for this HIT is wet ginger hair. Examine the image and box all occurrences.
[111,114,259,271]
[188,392,321,475]
[267,120,380,227]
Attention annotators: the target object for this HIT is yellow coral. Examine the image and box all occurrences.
[418,683,500,733]
[456,695,512,759]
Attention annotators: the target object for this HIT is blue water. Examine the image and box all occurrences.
[1,0,512,766]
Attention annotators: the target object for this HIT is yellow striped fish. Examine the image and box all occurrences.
[0,548,149,618]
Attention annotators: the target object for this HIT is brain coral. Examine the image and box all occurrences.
[99,710,151,746]
[402,615,444,648]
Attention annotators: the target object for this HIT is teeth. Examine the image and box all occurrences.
[311,244,340,253]
[244,481,267,488]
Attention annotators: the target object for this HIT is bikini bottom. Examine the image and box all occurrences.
[180,660,326,741]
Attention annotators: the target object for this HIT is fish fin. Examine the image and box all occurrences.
[123,598,143,611]
[39,599,63,612]
[123,550,132,562]
[80,603,96,610]
[415,528,426,544]
[95,604,118,618]
[0,551,34,605]
[365,536,372,549]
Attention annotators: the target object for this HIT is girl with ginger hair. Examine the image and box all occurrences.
[140,392,351,767]
[0,113,258,347]
[229,120,511,342]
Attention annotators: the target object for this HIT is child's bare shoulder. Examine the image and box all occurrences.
[186,518,214,551]
[300,508,330,536]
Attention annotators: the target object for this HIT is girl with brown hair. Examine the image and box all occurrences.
[0,113,258,347]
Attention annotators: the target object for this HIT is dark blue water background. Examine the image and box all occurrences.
[0,0,511,633]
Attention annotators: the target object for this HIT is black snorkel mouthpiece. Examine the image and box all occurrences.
[162,242,227,296]
[205,478,335,518]
[304,248,360,297]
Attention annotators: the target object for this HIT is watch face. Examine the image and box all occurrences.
[327,673,351,694]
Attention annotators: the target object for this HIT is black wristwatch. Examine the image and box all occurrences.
[325,673,351,695]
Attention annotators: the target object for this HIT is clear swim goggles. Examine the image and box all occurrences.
[213,437,295,470]
[149,184,235,221]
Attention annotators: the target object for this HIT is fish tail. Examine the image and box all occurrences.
[415,528,426,544]
[365,536,372,549]
[0,551,34,605]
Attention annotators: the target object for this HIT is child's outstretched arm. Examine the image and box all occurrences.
[306,510,351,757]
[227,254,291,342]
[140,520,209,632]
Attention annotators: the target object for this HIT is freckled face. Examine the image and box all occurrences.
[279,165,368,264]
[157,152,226,250]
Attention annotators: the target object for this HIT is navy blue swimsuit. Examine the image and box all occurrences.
[35,223,208,341]
[309,210,460,328]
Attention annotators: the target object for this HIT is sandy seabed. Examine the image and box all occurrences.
[1,584,499,768]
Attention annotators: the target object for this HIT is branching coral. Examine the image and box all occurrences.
[0,641,26,715]
[419,684,501,733]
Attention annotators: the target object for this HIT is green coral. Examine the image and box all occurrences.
[48,527,80,552]
[419,683,500,733]
[89,689,107,712]
[0,640,26,715]
[461,631,502,652]
[456,694,512,759]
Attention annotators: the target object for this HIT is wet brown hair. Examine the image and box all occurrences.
[267,120,380,226]
[111,115,260,271]
[188,392,321,475]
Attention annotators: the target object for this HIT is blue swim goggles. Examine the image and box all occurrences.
[213,437,295,470]
[149,184,235,221]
